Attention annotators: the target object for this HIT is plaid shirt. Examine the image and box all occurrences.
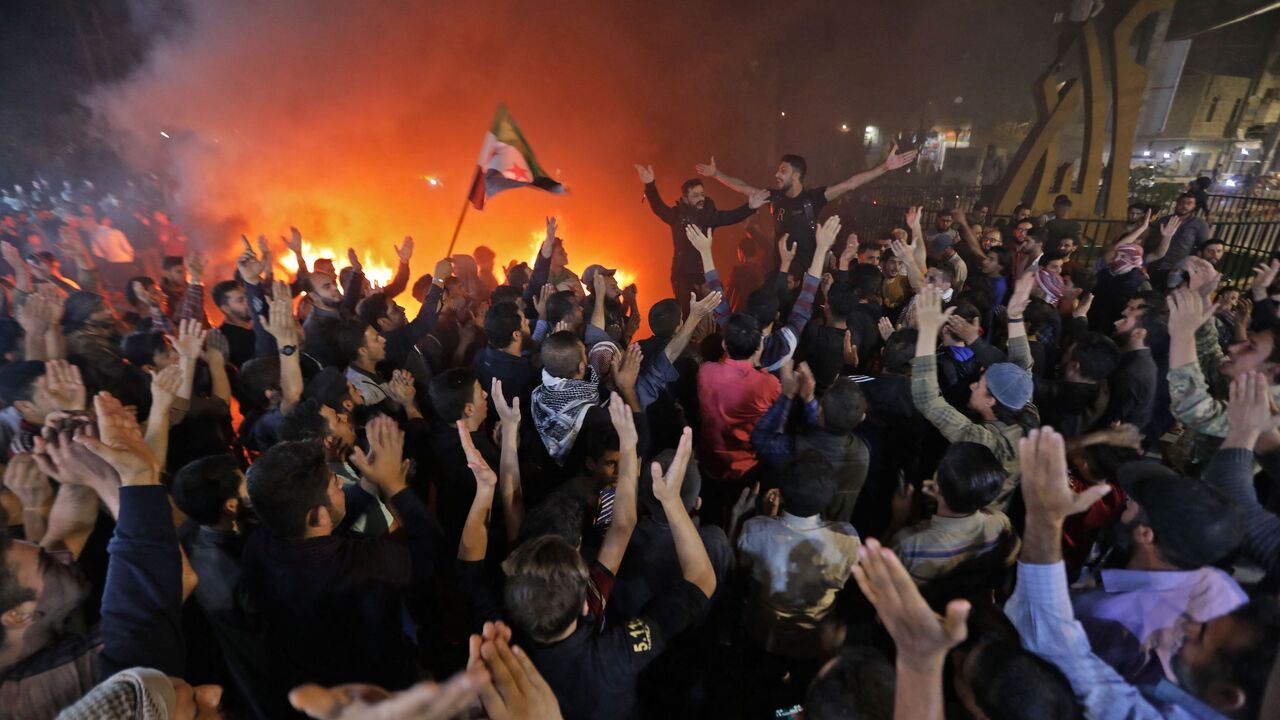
[1006,561,1229,720]
[749,394,820,468]
[910,334,1037,503]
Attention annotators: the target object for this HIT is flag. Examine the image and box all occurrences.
[467,104,564,210]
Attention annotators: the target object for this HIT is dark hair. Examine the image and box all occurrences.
[925,259,955,286]
[935,442,1005,514]
[491,285,521,307]
[781,451,836,517]
[724,313,763,360]
[237,356,281,411]
[334,318,372,365]
[1024,298,1056,335]
[1053,194,1072,207]
[967,640,1080,720]
[519,491,587,547]
[745,289,779,332]
[124,276,156,307]
[1177,191,1197,203]
[827,281,857,317]
[411,274,434,300]
[822,378,867,434]
[882,329,918,374]
[0,529,36,647]
[507,263,531,288]
[485,302,524,349]
[1193,176,1212,190]
[680,178,703,196]
[803,646,895,720]
[429,367,478,423]
[1201,598,1280,720]
[246,440,332,539]
[172,455,243,526]
[278,399,331,442]
[639,448,701,521]
[849,265,884,304]
[986,246,1014,276]
[211,280,242,310]
[355,293,389,328]
[648,299,682,339]
[162,255,185,271]
[1070,333,1122,381]
[780,154,807,179]
[545,290,579,325]
[121,331,169,368]
[540,331,586,379]
[1199,238,1225,251]
[501,535,591,643]
[0,360,45,405]
[1128,291,1170,348]
[1038,250,1066,267]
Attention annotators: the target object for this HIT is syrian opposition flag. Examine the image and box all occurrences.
[467,104,564,210]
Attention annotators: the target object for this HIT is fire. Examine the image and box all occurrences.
[275,240,399,289]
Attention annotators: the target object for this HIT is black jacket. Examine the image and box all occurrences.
[644,182,754,284]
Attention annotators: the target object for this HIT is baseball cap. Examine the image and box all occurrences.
[582,264,616,289]
[983,363,1033,409]
[1116,460,1243,568]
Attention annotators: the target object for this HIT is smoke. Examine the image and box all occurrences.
[87,0,778,306]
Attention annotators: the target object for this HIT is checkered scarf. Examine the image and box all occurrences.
[1110,243,1144,276]
[1036,267,1066,304]
[532,367,599,463]
[57,668,175,720]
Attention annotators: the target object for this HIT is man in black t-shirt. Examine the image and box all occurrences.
[696,145,917,271]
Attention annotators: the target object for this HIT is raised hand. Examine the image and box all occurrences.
[0,240,23,271]
[76,392,159,486]
[289,671,487,720]
[694,157,718,178]
[148,364,184,409]
[458,420,497,493]
[882,143,918,172]
[779,358,799,398]
[945,314,980,344]
[386,237,413,266]
[905,206,922,231]
[388,369,416,408]
[45,360,86,412]
[851,537,969,671]
[748,188,769,210]
[187,251,205,285]
[606,390,638,449]
[1019,427,1110,525]
[349,415,409,498]
[433,257,454,280]
[777,234,796,270]
[1252,259,1280,301]
[533,284,554,318]
[347,248,363,275]
[1167,286,1213,338]
[285,226,304,255]
[262,280,299,345]
[634,164,655,184]
[1185,256,1222,298]
[1007,271,1036,318]
[815,215,842,255]
[1159,214,1183,240]
[474,629,564,720]
[690,290,721,321]
[1227,371,1280,439]
[541,216,559,259]
[914,286,955,338]
[684,225,713,256]
[796,361,817,402]
[610,344,643,396]
[491,378,521,429]
[168,317,208,362]
[839,233,859,269]
[4,453,52,512]
[878,316,895,341]
[650,427,693,506]
[16,293,51,335]
[237,242,264,285]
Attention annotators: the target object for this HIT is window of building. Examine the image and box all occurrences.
[1228,97,1244,126]
[1206,96,1220,122]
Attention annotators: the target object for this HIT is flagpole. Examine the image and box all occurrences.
[445,196,470,257]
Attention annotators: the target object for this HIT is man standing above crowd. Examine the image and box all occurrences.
[1147,192,1210,285]
[635,164,767,313]
[695,144,917,272]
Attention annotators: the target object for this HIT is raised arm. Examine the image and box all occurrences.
[695,156,762,197]
[653,427,715,598]
[1213,373,1280,575]
[261,280,304,415]
[380,237,414,299]
[1102,210,1151,266]
[665,290,722,363]
[1144,214,1182,265]
[911,287,997,444]
[457,420,498,563]
[636,165,677,225]
[687,225,731,327]
[824,143,918,202]
[596,393,640,575]
[491,379,525,542]
[951,208,983,260]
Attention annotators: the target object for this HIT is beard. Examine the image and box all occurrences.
[1098,516,1140,569]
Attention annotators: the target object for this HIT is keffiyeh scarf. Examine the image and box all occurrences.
[1110,243,1144,276]
[532,368,600,463]
[1036,267,1066,304]
[57,668,175,720]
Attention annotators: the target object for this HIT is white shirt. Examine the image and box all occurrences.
[91,226,135,263]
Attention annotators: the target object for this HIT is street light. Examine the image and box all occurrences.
[840,123,850,133]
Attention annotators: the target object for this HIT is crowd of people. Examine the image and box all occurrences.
[0,144,1278,720]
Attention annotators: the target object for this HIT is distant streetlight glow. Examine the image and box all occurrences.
[780,111,786,117]
[160,131,170,139]
[1142,149,1151,157]
[840,123,850,133]
[1182,149,1193,156]
[423,175,441,187]
[1162,152,1172,159]
[1242,148,1251,156]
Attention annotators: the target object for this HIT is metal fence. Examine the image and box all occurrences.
[830,194,1280,289]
